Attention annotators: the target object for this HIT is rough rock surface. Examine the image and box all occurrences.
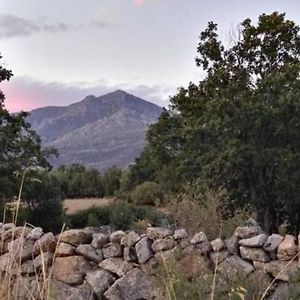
[264,234,284,252]
[135,237,153,264]
[104,268,154,300]
[76,244,103,263]
[121,231,140,247]
[277,235,298,261]
[218,255,254,276]
[59,229,92,246]
[190,232,208,244]
[239,234,268,247]
[146,227,173,240]
[240,246,270,262]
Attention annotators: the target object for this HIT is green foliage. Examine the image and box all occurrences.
[102,166,122,196]
[130,181,164,205]
[67,201,167,230]
[130,12,300,233]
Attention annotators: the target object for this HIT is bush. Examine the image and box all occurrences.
[67,201,168,230]
[130,181,164,205]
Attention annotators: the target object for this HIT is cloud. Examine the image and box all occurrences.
[133,0,159,6]
[1,77,174,112]
[0,14,111,39]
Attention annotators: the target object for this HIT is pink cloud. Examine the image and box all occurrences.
[1,77,173,112]
[134,0,145,5]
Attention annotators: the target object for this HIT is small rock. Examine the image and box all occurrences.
[76,244,103,263]
[239,234,268,247]
[110,231,125,243]
[181,245,201,257]
[277,235,298,261]
[135,237,153,264]
[99,258,135,277]
[140,257,159,275]
[34,252,53,270]
[190,232,208,244]
[152,237,177,252]
[103,243,123,258]
[104,268,154,300]
[91,233,109,249]
[53,255,91,285]
[173,229,188,240]
[59,229,92,246]
[211,238,225,252]
[56,242,76,257]
[240,246,270,262]
[86,269,115,299]
[146,227,173,240]
[27,227,43,241]
[269,282,289,300]
[234,225,262,239]
[3,223,15,231]
[264,234,284,252]
[121,231,140,247]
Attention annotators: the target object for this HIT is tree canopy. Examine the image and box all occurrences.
[130,12,300,233]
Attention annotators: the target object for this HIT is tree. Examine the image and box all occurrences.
[132,12,300,233]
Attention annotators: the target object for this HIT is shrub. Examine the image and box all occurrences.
[130,181,164,205]
[67,201,167,230]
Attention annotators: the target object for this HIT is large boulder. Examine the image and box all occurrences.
[104,268,154,300]
[59,229,92,246]
[56,242,76,257]
[34,232,57,254]
[53,255,91,285]
[135,237,153,264]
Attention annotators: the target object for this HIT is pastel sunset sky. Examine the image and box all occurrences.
[1,0,299,111]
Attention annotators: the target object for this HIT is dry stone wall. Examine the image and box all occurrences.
[0,220,299,299]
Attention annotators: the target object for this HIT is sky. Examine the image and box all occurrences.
[0,0,299,112]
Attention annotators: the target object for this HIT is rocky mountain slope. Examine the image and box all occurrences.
[27,90,162,170]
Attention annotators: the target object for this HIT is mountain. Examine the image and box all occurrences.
[27,90,162,170]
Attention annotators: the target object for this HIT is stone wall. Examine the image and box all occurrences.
[0,220,299,299]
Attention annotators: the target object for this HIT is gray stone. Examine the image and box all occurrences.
[146,227,173,240]
[277,235,298,261]
[91,233,109,249]
[190,232,208,244]
[218,255,254,277]
[123,247,137,262]
[8,237,35,262]
[196,241,212,254]
[104,268,154,300]
[110,230,125,243]
[234,225,262,239]
[99,258,135,277]
[225,235,239,255]
[173,229,188,240]
[56,242,76,257]
[254,260,299,281]
[59,229,92,246]
[209,250,230,265]
[86,269,115,299]
[152,237,177,252]
[121,231,140,247]
[34,232,57,254]
[50,279,95,300]
[211,238,225,252]
[27,227,43,241]
[239,234,268,247]
[269,283,289,300]
[76,244,103,263]
[53,255,91,285]
[103,243,123,258]
[264,234,284,252]
[135,237,153,264]
[34,252,54,270]
[240,246,270,262]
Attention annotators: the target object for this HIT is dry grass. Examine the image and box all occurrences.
[63,197,115,215]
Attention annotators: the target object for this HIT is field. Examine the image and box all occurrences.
[63,197,115,215]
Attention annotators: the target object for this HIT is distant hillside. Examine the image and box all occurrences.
[27,90,162,170]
